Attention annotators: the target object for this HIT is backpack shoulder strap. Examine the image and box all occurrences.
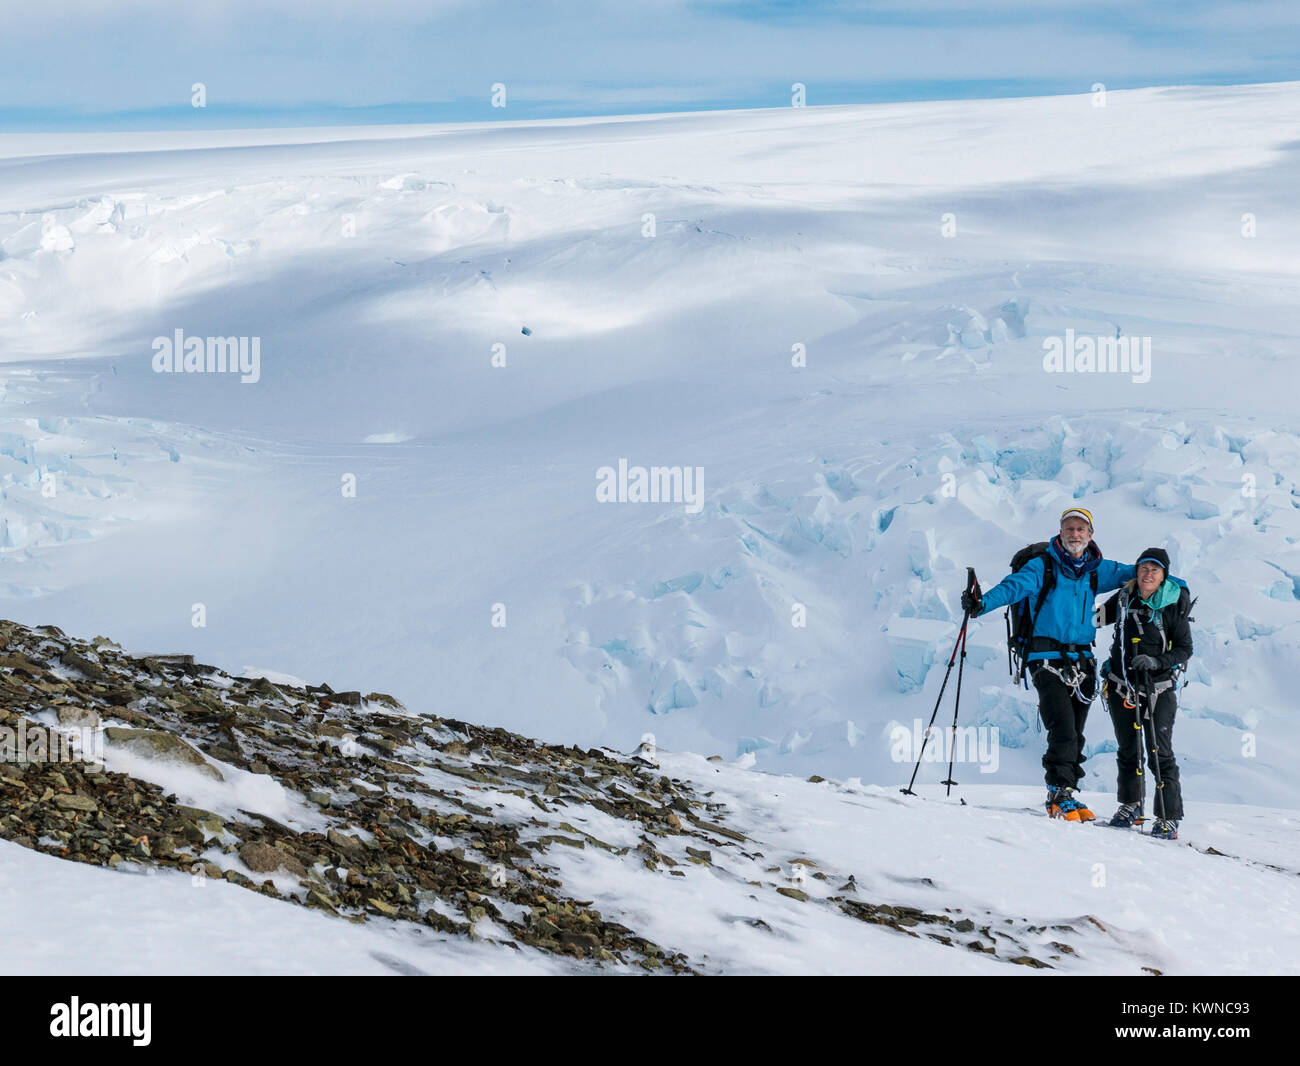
[1031,553,1055,620]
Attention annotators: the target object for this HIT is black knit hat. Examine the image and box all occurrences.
[1136,547,1170,573]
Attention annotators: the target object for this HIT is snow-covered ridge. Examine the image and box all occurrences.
[3,616,1295,975]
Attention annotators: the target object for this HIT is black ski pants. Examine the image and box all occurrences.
[1029,659,1096,791]
[1106,684,1184,821]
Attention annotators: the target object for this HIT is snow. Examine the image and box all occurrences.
[5,749,1297,975]
[0,836,559,975]
[1,81,1298,972]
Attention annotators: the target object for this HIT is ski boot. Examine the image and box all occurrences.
[1150,818,1179,840]
[1109,802,1143,828]
[1047,786,1095,822]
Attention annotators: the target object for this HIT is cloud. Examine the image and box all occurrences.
[1,0,1295,122]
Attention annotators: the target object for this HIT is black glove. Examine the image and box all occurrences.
[1131,653,1162,672]
[961,589,982,615]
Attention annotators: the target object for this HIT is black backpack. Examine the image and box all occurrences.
[1005,541,1098,686]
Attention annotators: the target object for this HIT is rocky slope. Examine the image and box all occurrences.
[1,617,1109,973]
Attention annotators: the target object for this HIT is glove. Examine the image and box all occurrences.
[1131,653,1162,672]
[960,589,982,616]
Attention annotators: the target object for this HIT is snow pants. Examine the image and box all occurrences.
[1029,659,1097,791]
[1106,684,1184,821]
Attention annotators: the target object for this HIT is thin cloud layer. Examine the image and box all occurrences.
[1,0,1296,125]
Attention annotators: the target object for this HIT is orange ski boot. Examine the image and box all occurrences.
[1047,786,1094,821]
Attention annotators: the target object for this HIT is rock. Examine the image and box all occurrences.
[104,727,224,780]
[104,704,151,727]
[328,828,364,853]
[777,887,809,902]
[559,930,601,954]
[56,705,101,729]
[238,810,295,837]
[334,691,363,706]
[685,814,746,842]
[60,650,106,680]
[1010,955,1052,969]
[239,842,307,877]
[177,806,225,835]
[0,654,43,677]
[53,794,98,812]
[248,677,283,699]
[368,898,399,916]
[536,835,584,849]
[307,790,331,807]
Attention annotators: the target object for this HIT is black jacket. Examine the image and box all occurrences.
[1098,579,1193,682]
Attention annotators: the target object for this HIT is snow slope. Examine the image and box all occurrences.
[1,82,1298,819]
[5,748,1298,975]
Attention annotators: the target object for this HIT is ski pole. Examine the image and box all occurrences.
[904,569,977,795]
[942,567,978,795]
[902,569,975,797]
[1139,669,1168,824]
[1129,679,1146,817]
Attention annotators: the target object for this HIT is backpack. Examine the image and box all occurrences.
[1005,541,1098,687]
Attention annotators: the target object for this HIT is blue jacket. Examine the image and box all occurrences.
[977,538,1135,660]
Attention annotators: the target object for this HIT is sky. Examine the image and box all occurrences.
[1,0,1297,130]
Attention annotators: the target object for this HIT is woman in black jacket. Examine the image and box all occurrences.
[1096,547,1193,839]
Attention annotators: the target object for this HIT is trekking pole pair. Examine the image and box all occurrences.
[1135,668,1168,826]
[902,567,977,798]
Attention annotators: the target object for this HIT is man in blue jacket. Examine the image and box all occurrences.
[960,507,1135,821]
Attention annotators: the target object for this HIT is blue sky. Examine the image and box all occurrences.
[2,0,1296,130]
